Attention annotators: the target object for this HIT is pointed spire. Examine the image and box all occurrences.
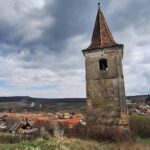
[98,2,100,10]
[86,4,117,50]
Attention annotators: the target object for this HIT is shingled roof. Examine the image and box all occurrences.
[85,7,121,50]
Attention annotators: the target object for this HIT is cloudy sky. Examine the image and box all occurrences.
[0,0,149,98]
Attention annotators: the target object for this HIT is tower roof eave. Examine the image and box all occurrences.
[82,44,124,55]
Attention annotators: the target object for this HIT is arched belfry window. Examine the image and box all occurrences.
[99,59,108,71]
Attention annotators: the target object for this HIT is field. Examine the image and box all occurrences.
[0,137,150,150]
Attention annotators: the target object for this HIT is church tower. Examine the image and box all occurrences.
[82,4,129,140]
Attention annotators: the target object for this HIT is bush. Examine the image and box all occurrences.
[130,115,150,138]
[0,132,38,144]
[0,133,22,144]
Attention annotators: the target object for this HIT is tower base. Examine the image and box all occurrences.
[87,114,130,141]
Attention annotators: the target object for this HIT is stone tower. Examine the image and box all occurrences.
[82,4,129,140]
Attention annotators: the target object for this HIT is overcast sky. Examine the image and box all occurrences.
[0,0,150,98]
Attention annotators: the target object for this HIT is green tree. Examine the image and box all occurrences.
[146,95,150,105]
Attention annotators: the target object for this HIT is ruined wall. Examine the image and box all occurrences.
[84,46,129,140]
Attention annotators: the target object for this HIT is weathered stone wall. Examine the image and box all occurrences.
[84,46,129,140]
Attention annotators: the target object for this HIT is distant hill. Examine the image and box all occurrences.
[127,95,147,101]
[0,96,86,113]
[0,95,148,113]
[0,95,148,103]
[0,96,85,103]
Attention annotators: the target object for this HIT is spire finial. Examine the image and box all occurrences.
[98,1,100,10]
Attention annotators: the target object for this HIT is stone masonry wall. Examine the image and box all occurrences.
[84,46,129,140]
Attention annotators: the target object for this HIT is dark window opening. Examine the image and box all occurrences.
[99,59,108,71]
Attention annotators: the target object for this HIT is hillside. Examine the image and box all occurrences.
[0,95,147,102]
[0,95,148,113]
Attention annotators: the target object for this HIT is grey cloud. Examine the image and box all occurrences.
[106,0,150,32]
[0,0,96,54]
[38,0,96,52]
[0,0,149,97]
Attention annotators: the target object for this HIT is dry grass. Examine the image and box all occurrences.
[130,115,150,138]
[60,138,150,150]
[0,137,149,150]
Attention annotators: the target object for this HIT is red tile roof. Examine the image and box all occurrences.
[85,8,120,50]
[61,117,82,128]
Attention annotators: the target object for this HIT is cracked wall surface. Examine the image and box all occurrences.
[83,46,129,140]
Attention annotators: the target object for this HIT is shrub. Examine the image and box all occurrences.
[0,132,38,144]
[130,115,150,138]
[0,133,22,144]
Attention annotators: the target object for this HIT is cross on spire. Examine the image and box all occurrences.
[98,1,100,9]
[85,3,117,50]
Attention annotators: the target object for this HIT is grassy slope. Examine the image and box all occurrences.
[0,138,150,150]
